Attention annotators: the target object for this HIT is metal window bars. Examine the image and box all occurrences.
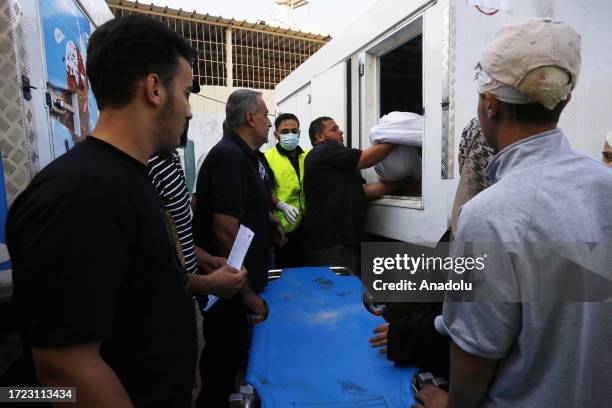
[109,6,326,90]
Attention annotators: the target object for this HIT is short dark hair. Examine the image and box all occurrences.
[275,113,300,130]
[309,116,333,145]
[501,100,567,125]
[87,15,195,110]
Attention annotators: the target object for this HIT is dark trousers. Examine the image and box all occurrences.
[196,297,249,408]
[275,227,304,269]
[304,245,360,277]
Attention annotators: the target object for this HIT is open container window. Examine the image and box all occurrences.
[380,35,423,117]
[375,31,423,204]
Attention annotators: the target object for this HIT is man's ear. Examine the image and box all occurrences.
[314,133,325,144]
[245,112,256,128]
[144,74,164,107]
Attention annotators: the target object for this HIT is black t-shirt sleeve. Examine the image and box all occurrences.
[319,144,362,172]
[210,153,247,219]
[8,183,129,348]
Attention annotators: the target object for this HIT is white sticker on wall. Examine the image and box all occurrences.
[54,27,65,44]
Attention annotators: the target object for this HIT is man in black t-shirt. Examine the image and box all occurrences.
[5,16,203,407]
[303,116,403,276]
[193,89,271,407]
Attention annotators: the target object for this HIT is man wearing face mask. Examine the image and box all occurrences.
[264,113,309,268]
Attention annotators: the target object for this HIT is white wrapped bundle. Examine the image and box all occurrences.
[369,112,423,181]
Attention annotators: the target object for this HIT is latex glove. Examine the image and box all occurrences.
[276,201,299,224]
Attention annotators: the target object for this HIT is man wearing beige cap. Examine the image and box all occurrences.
[416,18,612,408]
[603,131,612,167]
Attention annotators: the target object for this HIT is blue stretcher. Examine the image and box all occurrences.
[243,267,417,407]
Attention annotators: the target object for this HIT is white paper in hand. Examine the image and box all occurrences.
[204,295,219,312]
[205,225,255,312]
[227,225,255,270]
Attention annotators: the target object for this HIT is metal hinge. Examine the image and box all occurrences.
[359,62,365,76]
[21,75,36,101]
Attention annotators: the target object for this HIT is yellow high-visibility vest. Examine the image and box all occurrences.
[265,146,309,233]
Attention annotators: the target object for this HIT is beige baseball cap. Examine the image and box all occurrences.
[479,18,581,110]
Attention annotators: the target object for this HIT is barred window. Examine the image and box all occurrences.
[232,29,323,89]
[109,4,328,90]
[110,8,227,87]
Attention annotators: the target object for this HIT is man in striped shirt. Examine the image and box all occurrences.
[148,130,247,300]
[149,152,198,272]
[149,145,247,403]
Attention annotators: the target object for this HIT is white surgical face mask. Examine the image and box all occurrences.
[280,132,299,151]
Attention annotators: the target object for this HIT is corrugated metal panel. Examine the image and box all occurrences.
[0,0,40,203]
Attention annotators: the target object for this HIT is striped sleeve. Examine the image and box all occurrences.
[148,153,198,275]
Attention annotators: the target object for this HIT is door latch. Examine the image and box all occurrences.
[21,75,36,101]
